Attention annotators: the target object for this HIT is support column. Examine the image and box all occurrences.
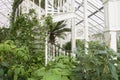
[26,0,29,13]
[110,32,117,51]
[63,0,65,13]
[38,0,41,19]
[57,0,60,13]
[103,0,120,52]
[71,0,76,56]
[66,0,69,12]
[84,0,89,54]
[45,0,48,16]
[52,0,54,15]
[45,0,48,66]
[60,0,62,12]
[32,0,35,9]
[71,18,76,56]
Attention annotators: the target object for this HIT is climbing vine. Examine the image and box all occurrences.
[11,0,23,27]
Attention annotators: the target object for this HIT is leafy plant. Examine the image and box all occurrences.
[0,40,45,80]
[29,56,76,80]
[63,39,84,51]
[0,40,30,80]
[73,44,118,80]
[10,9,45,54]
[63,40,106,51]
[0,27,10,43]
[9,4,46,78]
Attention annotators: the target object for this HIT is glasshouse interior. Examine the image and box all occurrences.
[0,0,120,80]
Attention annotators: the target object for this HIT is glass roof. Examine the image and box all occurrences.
[0,0,13,27]
[75,0,104,35]
[0,0,104,35]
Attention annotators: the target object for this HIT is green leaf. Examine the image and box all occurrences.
[42,73,61,80]
[14,74,18,80]
[7,69,13,77]
[0,68,4,77]
[28,78,36,80]
[14,68,20,75]
[61,76,69,80]
[1,61,9,67]
[33,67,46,77]
[109,62,118,80]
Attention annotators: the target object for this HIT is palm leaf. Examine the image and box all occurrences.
[55,28,71,33]
[53,21,66,32]
[55,33,66,39]
[45,16,71,43]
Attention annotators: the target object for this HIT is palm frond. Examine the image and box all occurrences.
[45,15,71,44]
[55,28,71,33]
[55,33,66,39]
[53,23,66,32]
[56,21,65,27]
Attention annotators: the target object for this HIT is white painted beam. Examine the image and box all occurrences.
[53,12,75,22]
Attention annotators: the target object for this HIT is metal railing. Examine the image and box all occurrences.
[47,42,71,61]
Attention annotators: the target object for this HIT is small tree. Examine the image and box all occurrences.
[45,15,71,44]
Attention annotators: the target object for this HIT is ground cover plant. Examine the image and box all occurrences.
[0,39,120,80]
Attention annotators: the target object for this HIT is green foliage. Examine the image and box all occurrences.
[63,41,71,51]
[10,9,46,54]
[0,40,45,80]
[3,0,119,79]
[11,9,37,45]
[63,40,106,51]
[6,5,46,79]
[74,45,118,80]
[0,40,30,80]
[0,27,10,43]
[29,56,76,80]
[63,40,119,80]
[117,57,120,80]
[63,39,84,51]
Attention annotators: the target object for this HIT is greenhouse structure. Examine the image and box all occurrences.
[0,0,120,80]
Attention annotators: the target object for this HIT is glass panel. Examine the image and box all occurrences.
[0,0,12,27]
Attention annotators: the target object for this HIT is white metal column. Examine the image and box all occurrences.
[57,0,60,13]
[38,0,41,19]
[84,0,89,54]
[103,0,120,52]
[52,0,54,15]
[26,0,29,13]
[32,0,35,9]
[71,0,76,56]
[45,0,48,66]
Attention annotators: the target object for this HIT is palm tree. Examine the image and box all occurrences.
[45,16,71,44]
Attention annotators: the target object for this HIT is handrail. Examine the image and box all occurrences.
[47,42,72,60]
